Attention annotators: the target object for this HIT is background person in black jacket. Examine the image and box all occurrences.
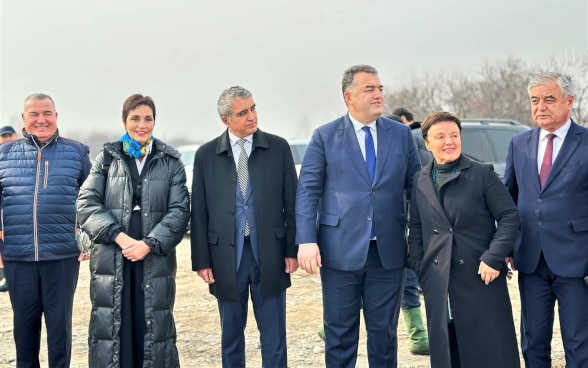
[0,94,92,367]
[387,112,430,355]
[392,107,432,166]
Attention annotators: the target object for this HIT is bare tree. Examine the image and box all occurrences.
[385,53,588,126]
[443,71,482,118]
[385,72,447,121]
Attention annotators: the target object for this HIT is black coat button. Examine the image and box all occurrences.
[433,260,438,265]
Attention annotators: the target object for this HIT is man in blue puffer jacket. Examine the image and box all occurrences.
[0,93,91,368]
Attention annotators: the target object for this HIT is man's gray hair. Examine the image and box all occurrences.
[24,93,56,109]
[528,72,574,99]
[217,86,252,119]
[342,65,378,94]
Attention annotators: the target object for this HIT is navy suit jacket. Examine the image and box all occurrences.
[296,115,422,271]
[504,121,588,277]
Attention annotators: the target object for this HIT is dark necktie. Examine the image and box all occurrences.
[539,133,556,188]
[237,139,250,236]
[362,126,376,239]
[363,126,376,182]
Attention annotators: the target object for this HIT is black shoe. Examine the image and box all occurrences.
[0,278,7,292]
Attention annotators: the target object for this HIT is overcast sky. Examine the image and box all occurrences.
[1,0,587,143]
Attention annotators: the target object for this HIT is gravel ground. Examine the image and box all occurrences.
[0,236,566,367]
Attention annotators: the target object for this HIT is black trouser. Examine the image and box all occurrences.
[4,258,80,368]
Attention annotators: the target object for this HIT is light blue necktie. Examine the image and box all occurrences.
[362,126,376,238]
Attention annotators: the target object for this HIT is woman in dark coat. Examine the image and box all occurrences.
[76,94,190,368]
[407,111,521,368]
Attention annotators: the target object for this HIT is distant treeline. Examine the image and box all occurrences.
[385,52,588,127]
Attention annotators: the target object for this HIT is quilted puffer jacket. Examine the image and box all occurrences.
[76,140,190,368]
[0,131,91,261]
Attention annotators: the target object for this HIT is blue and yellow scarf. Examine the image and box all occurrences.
[120,132,154,158]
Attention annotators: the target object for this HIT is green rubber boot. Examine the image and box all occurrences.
[402,307,429,355]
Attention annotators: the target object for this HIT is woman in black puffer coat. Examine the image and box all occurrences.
[76,94,190,368]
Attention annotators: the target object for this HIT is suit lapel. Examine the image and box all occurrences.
[245,130,269,201]
[543,122,582,191]
[374,118,391,184]
[417,166,451,223]
[216,130,232,156]
[339,116,372,186]
[526,128,541,191]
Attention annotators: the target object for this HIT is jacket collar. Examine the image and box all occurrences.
[417,154,472,224]
[23,129,59,149]
[216,129,268,156]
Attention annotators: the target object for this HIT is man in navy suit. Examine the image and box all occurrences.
[504,72,588,368]
[296,64,422,367]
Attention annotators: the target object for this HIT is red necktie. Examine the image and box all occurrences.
[539,133,556,188]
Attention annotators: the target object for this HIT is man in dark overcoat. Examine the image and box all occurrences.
[191,86,298,368]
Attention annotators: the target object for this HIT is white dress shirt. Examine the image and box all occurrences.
[349,113,377,161]
[537,119,570,174]
[228,131,253,167]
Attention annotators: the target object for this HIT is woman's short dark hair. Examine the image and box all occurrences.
[421,111,461,140]
[122,94,156,121]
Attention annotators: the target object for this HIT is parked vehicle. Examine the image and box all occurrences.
[176,144,200,232]
[288,138,309,176]
[176,144,200,194]
[460,120,530,178]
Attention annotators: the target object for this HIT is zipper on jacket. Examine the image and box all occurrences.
[33,151,42,261]
[44,160,49,188]
[30,136,54,262]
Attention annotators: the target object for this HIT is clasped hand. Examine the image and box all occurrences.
[116,232,150,262]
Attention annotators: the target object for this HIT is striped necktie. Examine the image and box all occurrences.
[237,139,250,236]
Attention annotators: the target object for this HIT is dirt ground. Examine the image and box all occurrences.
[0,236,566,367]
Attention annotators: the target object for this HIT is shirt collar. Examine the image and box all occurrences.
[540,118,571,140]
[228,130,253,146]
[348,113,377,132]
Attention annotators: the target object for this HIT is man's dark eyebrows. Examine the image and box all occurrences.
[238,104,255,115]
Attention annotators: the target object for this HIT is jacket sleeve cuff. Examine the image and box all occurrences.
[144,237,164,255]
[479,251,505,272]
[104,225,124,244]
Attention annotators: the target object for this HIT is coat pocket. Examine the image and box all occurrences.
[208,232,219,245]
[571,219,588,233]
[319,213,339,226]
[274,226,286,239]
